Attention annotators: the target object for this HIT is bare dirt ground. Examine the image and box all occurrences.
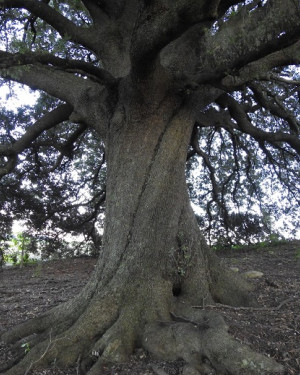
[0,240,299,375]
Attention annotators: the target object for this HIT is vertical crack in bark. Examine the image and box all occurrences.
[106,105,185,284]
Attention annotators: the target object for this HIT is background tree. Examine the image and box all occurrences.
[0,1,299,374]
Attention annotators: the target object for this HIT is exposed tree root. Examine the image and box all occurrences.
[0,241,280,375]
[143,306,284,375]
[1,292,285,375]
[0,214,282,375]
[0,274,100,345]
[0,292,120,375]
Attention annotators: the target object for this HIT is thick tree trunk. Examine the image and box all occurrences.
[0,82,284,375]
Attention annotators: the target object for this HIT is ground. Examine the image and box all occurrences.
[0,240,299,375]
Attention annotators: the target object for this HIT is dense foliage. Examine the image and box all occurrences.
[187,74,300,245]
[0,95,106,257]
[0,0,299,257]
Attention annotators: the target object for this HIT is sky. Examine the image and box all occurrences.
[0,83,39,111]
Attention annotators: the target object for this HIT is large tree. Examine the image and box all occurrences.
[0,1,300,374]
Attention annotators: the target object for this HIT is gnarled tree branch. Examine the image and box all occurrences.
[131,1,220,76]
[221,40,300,89]
[162,0,300,87]
[49,122,88,171]
[249,83,299,135]
[0,103,73,178]
[0,0,96,52]
[216,93,300,154]
[0,51,117,87]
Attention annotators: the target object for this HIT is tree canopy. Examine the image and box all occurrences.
[0,1,300,375]
[0,0,299,253]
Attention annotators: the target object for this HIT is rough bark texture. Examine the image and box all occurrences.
[0,75,284,375]
[1,0,298,374]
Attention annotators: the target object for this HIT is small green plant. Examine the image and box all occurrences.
[268,233,282,243]
[232,244,243,251]
[5,252,37,266]
[21,342,30,354]
[5,232,37,267]
[256,241,268,249]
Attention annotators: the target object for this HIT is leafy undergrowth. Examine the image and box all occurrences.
[0,241,299,375]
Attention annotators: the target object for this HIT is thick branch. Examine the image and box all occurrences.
[0,64,88,103]
[81,0,109,25]
[49,122,88,171]
[0,155,17,177]
[208,0,300,75]
[1,62,114,137]
[270,75,300,86]
[194,107,226,129]
[0,104,73,156]
[87,0,129,20]
[0,61,111,116]
[162,0,300,85]
[0,0,97,52]
[221,40,300,88]
[0,51,117,87]
[131,1,219,76]
[250,83,299,134]
[216,94,300,154]
[0,104,73,177]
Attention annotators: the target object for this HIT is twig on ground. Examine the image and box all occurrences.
[193,295,298,312]
[24,330,68,375]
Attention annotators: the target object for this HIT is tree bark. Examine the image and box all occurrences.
[0,80,284,375]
